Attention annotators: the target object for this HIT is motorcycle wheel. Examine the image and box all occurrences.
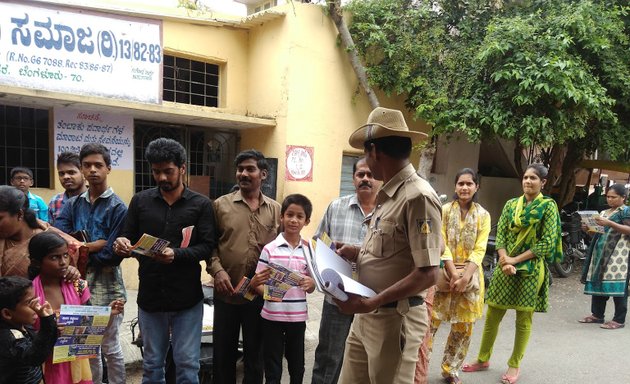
[553,241,573,277]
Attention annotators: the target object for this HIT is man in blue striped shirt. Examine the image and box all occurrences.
[311,157,380,384]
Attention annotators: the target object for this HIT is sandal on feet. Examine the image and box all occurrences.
[578,315,604,324]
[501,368,520,384]
[600,321,625,329]
[462,361,489,372]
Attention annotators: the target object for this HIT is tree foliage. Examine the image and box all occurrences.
[346,0,630,205]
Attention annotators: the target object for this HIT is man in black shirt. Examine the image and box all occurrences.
[114,138,216,384]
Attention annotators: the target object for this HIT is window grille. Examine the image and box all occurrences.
[163,55,219,108]
[134,122,237,199]
[0,105,50,187]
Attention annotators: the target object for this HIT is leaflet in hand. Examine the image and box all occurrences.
[53,305,111,363]
[578,211,604,234]
[131,233,170,257]
[305,238,376,302]
[234,276,257,301]
[263,262,305,302]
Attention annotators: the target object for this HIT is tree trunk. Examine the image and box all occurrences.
[417,142,436,179]
[513,140,525,178]
[543,143,565,195]
[328,1,380,109]
[555,142,583,207]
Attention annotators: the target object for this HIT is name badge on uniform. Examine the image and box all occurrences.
[417,218,432,234]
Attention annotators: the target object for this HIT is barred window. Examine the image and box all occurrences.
[163,55,219,108]
[0,105,50,187]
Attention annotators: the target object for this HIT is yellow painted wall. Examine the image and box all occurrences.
[162,20,250,113]
[241,3,431,239]
[33,170,135,205]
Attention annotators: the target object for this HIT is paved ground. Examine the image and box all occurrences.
[123,261,629,383]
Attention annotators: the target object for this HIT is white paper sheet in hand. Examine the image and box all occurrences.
[315,239,376,301]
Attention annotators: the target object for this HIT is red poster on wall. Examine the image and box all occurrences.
[285,145,314,182]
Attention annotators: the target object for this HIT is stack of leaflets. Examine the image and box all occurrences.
[305,235,376,302]
[263,262,305,302]
[578,211,605,234]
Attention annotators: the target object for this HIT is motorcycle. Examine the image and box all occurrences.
[481,226,498,288]
[552,210,588,277]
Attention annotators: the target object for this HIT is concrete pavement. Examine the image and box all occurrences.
[122,262,628,383]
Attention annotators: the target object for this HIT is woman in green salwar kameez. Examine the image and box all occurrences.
[462,164,562,384]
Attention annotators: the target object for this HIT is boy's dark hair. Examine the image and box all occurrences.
[56,151,81,169]
[0,276,32,312]
[10,167,33,180]
[28,232,67,279]
[80,143,111,167]
[281,194,313,220]
[234,149,269,171]
[363,136,412,160]
[0,186,39,229]
[145,138,187,167]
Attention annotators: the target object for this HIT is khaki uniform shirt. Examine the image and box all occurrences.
[357,164,442,296]
[209,190,281,304]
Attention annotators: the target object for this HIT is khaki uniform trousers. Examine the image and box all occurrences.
[339,299,429,384]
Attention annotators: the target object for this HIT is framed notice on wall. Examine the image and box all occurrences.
[53,108,133,170]
[285,145,313,182]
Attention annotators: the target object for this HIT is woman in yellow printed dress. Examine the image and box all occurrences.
[431,168,490,384]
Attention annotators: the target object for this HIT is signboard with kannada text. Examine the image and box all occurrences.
[0,1,162,104]
[54,108,134,170]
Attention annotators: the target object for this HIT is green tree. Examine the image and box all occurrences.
[346,0,630,206]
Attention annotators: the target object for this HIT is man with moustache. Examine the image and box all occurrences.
[55,143,128,384]
[311,157,380,384]
[48,152,87,225]
[208,149,281,384]
[335,108,442,384]
[114,138,216,384]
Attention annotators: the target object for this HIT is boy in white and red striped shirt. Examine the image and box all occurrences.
[252,194,316,384]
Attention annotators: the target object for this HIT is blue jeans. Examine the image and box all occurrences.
[311,299,354,384]
[139,300,203,384]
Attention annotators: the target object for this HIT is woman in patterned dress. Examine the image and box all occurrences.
[431,168,491,384]
[462,163,562,384]
[579,183,630,330]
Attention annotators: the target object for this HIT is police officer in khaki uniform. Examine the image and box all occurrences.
[334,107,442,384]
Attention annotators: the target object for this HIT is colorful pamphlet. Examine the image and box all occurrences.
[53,305,111,364]
[234,276,257,301]
[578,210,605,234]
[131,233,170,257]
[262,262,305,302]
